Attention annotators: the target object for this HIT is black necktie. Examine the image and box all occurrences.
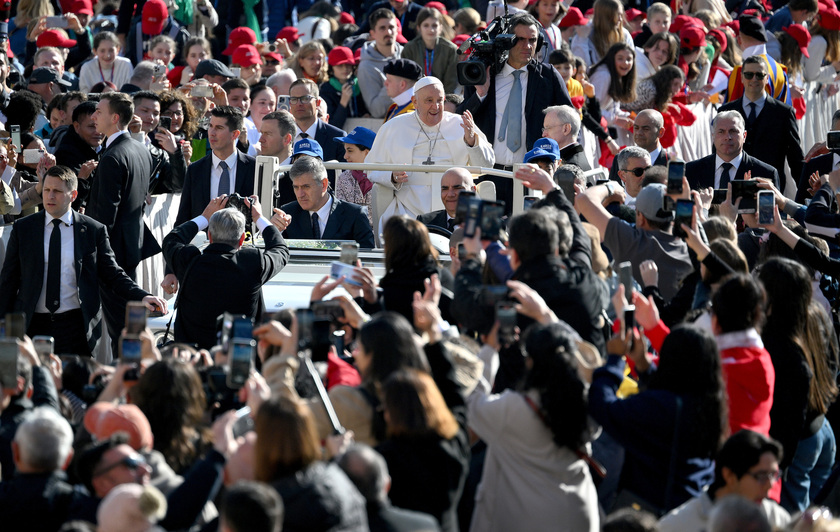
[447,218,455,232]
[311,212,321,239]
[46,218,62,314]
[747,102,757,127]
[300,132,309,139]
[720,162,734,189]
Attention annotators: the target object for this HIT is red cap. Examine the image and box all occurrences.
[276,26,301,42]
[559,7,587,27]
[141,0,168,36]
[262,50,284,63]
[708,28,728,53]
[353,47,361,63]
[625,8,644,20]
[584,8,594,17]
[722,19,740,36]
[819,6,840,31]
[452,33,470,46]
[328,46,355,66]
[394,17,408,44]
[231,44,262,66]
[339,12,355,24]
[784,24,811,57]
[670,14,703,34]
[37,29,77,48]
[424,1,448,14]
[68,0,93,16]
[223,27,257,55]
[680,26,706,48]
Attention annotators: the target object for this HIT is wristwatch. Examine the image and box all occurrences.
[604,182,616,196]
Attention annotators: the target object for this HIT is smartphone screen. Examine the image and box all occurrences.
[455,191,477,223]
[673,199,694,238]
[496,302,517,344]
[479,200,505,240]
[463,197,482,238]
[297,309,314,351]
[828,130,840,150]
[624,305,636,335]
[159,116,172,131]
[10,125,20,153]
[667,160,685,194]
[618,261,634,304]
[758,191,775,225]
[232,316,254,341]
[340,242,359,264]
[125,303,147,335]
[523,196,539,211]
[33,336,53,365]
[731,180,759,213]
[0,338,18,390]
[119,336,142,365]
[5,312,25,340]
[227,339,254,389]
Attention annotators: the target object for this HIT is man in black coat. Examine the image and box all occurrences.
[163,195,289,349]
[270,157,375,248]
[0,167,165,357]
[458,13,572,212]
[289,78,346,186]
[416,167,476,232]
[717,55,803,195]
[609,109,669,184]
[54,101,102,209]
[685,110,780,190]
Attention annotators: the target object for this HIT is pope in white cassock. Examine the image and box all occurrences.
[366,76,495,231]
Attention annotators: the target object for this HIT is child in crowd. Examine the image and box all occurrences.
[167,36,211,87]
[148,35,177,70]
[550,49,585,111]
[334,127,376,229]
[79,31,134,93]
[633,2,673,47]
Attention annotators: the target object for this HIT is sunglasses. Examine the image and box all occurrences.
[622,166,651,177]
[742,71,767,80]
[93,454,146,477]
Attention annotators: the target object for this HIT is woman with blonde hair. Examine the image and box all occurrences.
[289,41,330,84]
[572,0,634,67]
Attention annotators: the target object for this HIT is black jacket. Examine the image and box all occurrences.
[559,142,592,172]
[163,220,290,349]
[684,152,780,191]
[54,126,100,210]
[416,210,449,231]
[148,140,187,195]
[175,151,257,227]
[0,471,99,531]
[367,501,441,532]
[281,196,375,248]
[717,96,803,194]
[379,257,454,324]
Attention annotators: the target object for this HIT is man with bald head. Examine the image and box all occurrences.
[416,167,476,232]
[366,76,494,229]
[609,109,669,183]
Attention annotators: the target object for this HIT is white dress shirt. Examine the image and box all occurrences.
[36,210,80,313]
[493,63,528,166]
[210,151,239,198]
[649,145,662,165]
[715,152,744,189]
[295,121,318,143]
[105,130,126,150]
[741,91,767,120]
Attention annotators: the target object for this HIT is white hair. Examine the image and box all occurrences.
[14,407,74,471]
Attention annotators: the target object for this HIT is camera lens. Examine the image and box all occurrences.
[457,60,487,86]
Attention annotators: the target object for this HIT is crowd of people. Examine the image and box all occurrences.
[2,0,840,530]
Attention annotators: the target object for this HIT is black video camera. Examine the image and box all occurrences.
[456,14,517,86]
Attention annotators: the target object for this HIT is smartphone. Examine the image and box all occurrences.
[231,316,254,341]
[158,116,172,132]
[32,335,53,365]
[119,335,142,365]
[296,308,331,361]
[479,200,505,240]
[190,85,214,98]
[828,130,840,150]
[730,179,759,213]
[667,159,685,194]
[218,312,236,352]
[462,196,482,238]
[230,67,241,78]
[5,312,25,340]
[623,305,636,335]
[457,242,467,261]
[152,63,166,78]
[673,198,694,239]
[340,242,359,264]
[311,300,344,322]
[618,261,634,304]
[496,302,517,345]
[277,95,290,112]
[0,338,18,390]
[330,261,362,286]
[44,15,68,28]
[555,170,576,199]
[481,285,510,306]
[455,190,477,224]
[125,302,147,335]
[10,124,20,153]
[711,189,727,205]
[523,196,540,210]
[758,190,775,225]
[297,308,315,351]
[232,406,253,438]
[22,148,43,164]
[226,339,254,389]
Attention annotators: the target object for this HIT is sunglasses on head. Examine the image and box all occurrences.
[623,166,651,177]
[743,71,767,80]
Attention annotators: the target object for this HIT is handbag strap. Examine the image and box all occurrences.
[162,253,201,341]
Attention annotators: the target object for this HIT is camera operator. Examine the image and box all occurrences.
[162,195,290,349]
[457,12,572,214]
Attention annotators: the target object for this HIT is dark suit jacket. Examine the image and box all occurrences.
[559,143,592,171]
[685,152,780,191]
[163,220,290,349]
[368,502,441,532]
[85,132,158,275]
[609,146,668,183]
[458,60,573,161]
[796,152,834,204]
[0,211,149,354]
[416,209,449,230]
[281,196,375,248]
[175,151,257,227]
[718,97,803,195]
[55,127,99,210]
[312,119,347,187]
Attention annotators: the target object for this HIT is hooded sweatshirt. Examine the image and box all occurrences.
[357,41,404,118]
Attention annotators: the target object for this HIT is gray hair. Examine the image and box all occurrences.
[14,407,74,472]
[266,69,297,96]
[615,146,651,171]
[337,444,390,504]
[713,110,745,132]
[130,61,157,84]
[209,208,246,247]
[708,495,771,532]
[636,108,664,129]
[290,156,328,183]
[554,163,586,186]
[544,105,581,138]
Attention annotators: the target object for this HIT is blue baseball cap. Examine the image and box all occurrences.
[334,127,376,150]
[523,137,561,164]
[293,138,324,159]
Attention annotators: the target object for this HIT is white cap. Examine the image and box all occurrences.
[413,76,444,93]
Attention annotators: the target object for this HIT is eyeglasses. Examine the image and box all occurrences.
[163,110,184,117]
[743,71,767,80]
[93,454,146,478]
[541,124,562,133]
[289,95,315,104]
[622,166,651,177]
[746,469,781,483]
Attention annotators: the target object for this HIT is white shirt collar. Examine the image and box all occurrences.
[742,91,767,106]
[46,209,73,227]
[649,145,662,163]
[716,151,744,171]
[393,87,413,106]
[314,194,333,219]
[211,150,238,170]
[106,130,126,149]
[501,62,526,77]
[297,120,318,139]
[741,43,767,58]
